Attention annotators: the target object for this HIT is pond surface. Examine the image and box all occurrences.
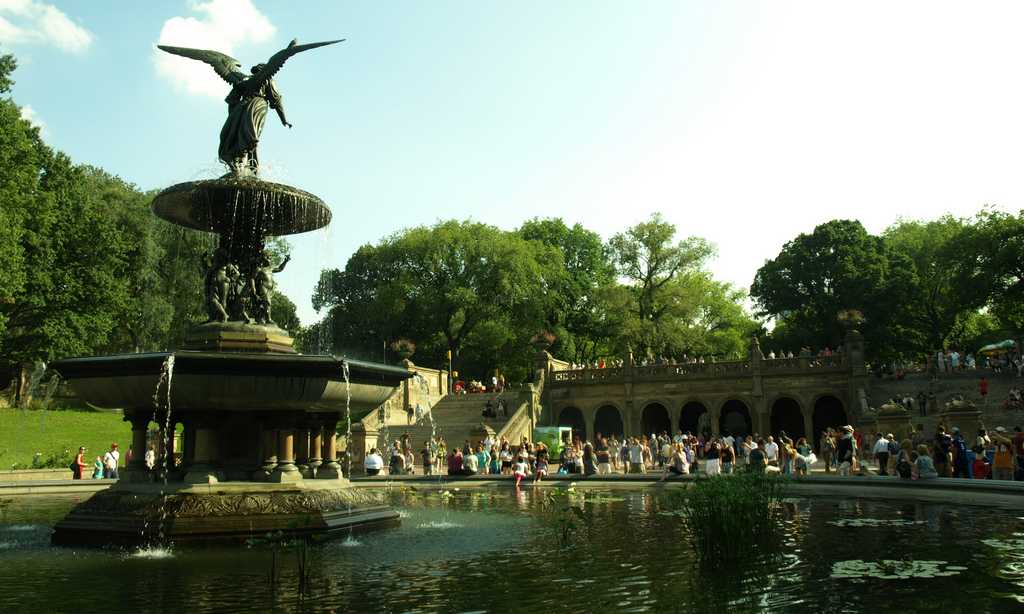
[1,486,1023,612]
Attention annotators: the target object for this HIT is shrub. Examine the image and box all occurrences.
[664,472,786,565]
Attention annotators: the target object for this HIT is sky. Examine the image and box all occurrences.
[4,0,1023,325]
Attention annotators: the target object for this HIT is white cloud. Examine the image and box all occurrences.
[0,0,93,54]
[18,104,45,135]
[154,0,276,98]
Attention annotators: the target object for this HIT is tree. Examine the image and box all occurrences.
[608,213,718,358]
[883,216,982,354]
[517,218,615,362]
[752,219,905,360]
[313,220,556,378]
[964,209,1024,332]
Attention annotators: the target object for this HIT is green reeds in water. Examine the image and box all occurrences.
[664,472,786,565]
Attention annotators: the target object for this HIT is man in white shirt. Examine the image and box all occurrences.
[872,433,890,476]
[364,448,384,476]
[763,436,779,466]
[102,443,120,479]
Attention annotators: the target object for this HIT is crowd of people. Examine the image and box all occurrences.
[855,423,1024,481]
[363,420,1024,484]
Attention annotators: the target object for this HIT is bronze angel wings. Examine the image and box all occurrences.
[157,38,344,95]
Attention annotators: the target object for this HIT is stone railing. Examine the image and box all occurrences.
[496,400,532,444]
[761,355,846,371]
[551,367,625,383]
[549,354,849,386]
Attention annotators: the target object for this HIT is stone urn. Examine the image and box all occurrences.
[874,402,913,441]
[939,397,984,434]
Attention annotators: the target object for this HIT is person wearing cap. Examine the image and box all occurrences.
[102,442,120,480]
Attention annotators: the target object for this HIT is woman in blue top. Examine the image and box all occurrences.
[92,455,104,480]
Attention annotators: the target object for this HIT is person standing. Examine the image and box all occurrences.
[144,446,156,471]
[873,433,891,476]
[933,426,953,477]
[72,446,87,480]
[102,443,120,480]
[836,427,855,476]
[821,430,836,474]
[991,427,1015,480]
[951,428,970,478]
[979,377,990,407]
[628,438,645,474]
[763,436,779,468]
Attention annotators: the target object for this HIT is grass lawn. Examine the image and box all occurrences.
[0,407,133,469]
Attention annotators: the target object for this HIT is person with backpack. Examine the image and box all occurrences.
[895,439,914,479]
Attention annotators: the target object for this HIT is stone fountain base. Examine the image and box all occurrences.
[51,480,398,548]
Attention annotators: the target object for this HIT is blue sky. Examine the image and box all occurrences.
[4,1,1024,325]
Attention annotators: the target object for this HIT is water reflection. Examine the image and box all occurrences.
[0,489,1022,612]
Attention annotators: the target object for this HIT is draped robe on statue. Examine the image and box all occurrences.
[219,79,282,170]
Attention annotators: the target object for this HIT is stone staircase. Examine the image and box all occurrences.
[867,372,1024,435]
[376,392,522,450]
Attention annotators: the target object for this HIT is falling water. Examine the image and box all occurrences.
[342,360,352,479]
[342,359,354,542]
[143,354,175,549]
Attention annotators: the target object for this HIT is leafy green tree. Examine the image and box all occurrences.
[517,218,615,362]
[883,216,982,354]
[313,220,556,378]
[608,213,721,358]
[964,209,1024,332]
[752,219,906,360]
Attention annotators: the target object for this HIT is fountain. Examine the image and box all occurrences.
[48,37,412,547]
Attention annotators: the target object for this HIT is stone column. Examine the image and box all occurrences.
[347,422,376,476]
[803,411,814,443]
[307,419,323,478]
[271,427,302,483]
[184,413,226,484]
[295,427,311,478]
[123,410,151,482]
[318,418,342,479]
[255,423,277,481]
[584,411,596,442]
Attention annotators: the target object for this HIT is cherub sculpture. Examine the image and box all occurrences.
[158,38,343,175]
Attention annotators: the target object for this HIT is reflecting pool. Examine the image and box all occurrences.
[1,488,1022,612]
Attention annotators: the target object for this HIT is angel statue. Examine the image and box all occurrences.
[158,38,343,175]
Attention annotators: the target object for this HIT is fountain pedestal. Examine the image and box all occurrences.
[51,480,398,547]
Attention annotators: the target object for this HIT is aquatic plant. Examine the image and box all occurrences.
[664,472,786,565]
[542,484,586,545]
[830,559,966,580]
[828,518,925,528]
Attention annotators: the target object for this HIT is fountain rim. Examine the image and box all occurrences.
[150,177,332,236]
[51,351,413,383]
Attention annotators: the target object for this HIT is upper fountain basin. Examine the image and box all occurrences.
[51,351,410,419]
[151,178,332,236]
